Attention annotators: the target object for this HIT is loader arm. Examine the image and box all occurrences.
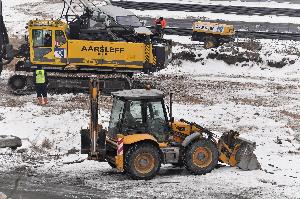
[88,79,106,161]
[218,130,261,170]
[174,119,260,171]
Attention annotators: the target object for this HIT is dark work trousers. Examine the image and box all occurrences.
[35,84,48,98]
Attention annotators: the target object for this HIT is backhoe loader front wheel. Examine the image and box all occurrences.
[125,143,161,180]
[184,139,218,175]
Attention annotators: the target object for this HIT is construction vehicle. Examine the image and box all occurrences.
[0,0,14,75]
[3,0,172,94]
[192,21,235,48]
[81,79,260,180]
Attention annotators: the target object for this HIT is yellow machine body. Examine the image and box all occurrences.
[192,21,235,36]
[110,119,214,172]
[191,21,235,48]
[28,20,157,71]
[81,82,260,180]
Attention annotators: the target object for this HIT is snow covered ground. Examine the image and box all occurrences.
[116,0,300,9]
[0,0,300,198]
[1,37,300,197]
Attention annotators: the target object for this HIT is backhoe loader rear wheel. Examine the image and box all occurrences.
[184,139,218,175]
[125,143,161,180]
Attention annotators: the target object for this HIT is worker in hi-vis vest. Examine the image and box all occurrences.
[33,66,49,105]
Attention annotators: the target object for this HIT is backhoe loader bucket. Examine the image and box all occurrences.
[218,131,261,171]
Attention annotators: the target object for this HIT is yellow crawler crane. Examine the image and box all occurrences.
[81,80,260,180]
[26,20,158,71]
[8,19,171,94]
[192,21,235,48]
[7,1,172,93]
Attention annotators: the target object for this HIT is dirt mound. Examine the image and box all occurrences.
[172,51,198,62]
[207,51,262,65]
[207,41,263,65]
[267,58,295,68]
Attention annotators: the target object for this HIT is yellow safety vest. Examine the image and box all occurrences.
[36,70,46,84]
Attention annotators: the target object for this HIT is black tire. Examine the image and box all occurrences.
[124,143,161,180]
[184,139,218,175]
[8,75,26,90]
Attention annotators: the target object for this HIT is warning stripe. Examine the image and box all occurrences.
[117,137,124,155]
[145,45,150,62]
[153,56,157,65]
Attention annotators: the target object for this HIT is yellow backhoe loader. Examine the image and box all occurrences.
[80,79,260,180]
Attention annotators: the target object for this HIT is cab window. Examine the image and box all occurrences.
[108,99,125,138]
[122,101,143,130]
[55,30,66,46]
[32,29,52,47]
[127,101,142,123]
[146,101,166,122]
[146,100,168,142]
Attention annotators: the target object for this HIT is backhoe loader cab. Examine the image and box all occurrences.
[108,89,170,142]
[81,80,260,180]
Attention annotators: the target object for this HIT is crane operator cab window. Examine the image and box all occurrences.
[33,30,52,47]
[32,29,53,59]
[55,30,66,47]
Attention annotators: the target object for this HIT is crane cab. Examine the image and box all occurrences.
[28,20,69,67]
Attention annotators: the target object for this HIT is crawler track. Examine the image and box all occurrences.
[8,72,132,95]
